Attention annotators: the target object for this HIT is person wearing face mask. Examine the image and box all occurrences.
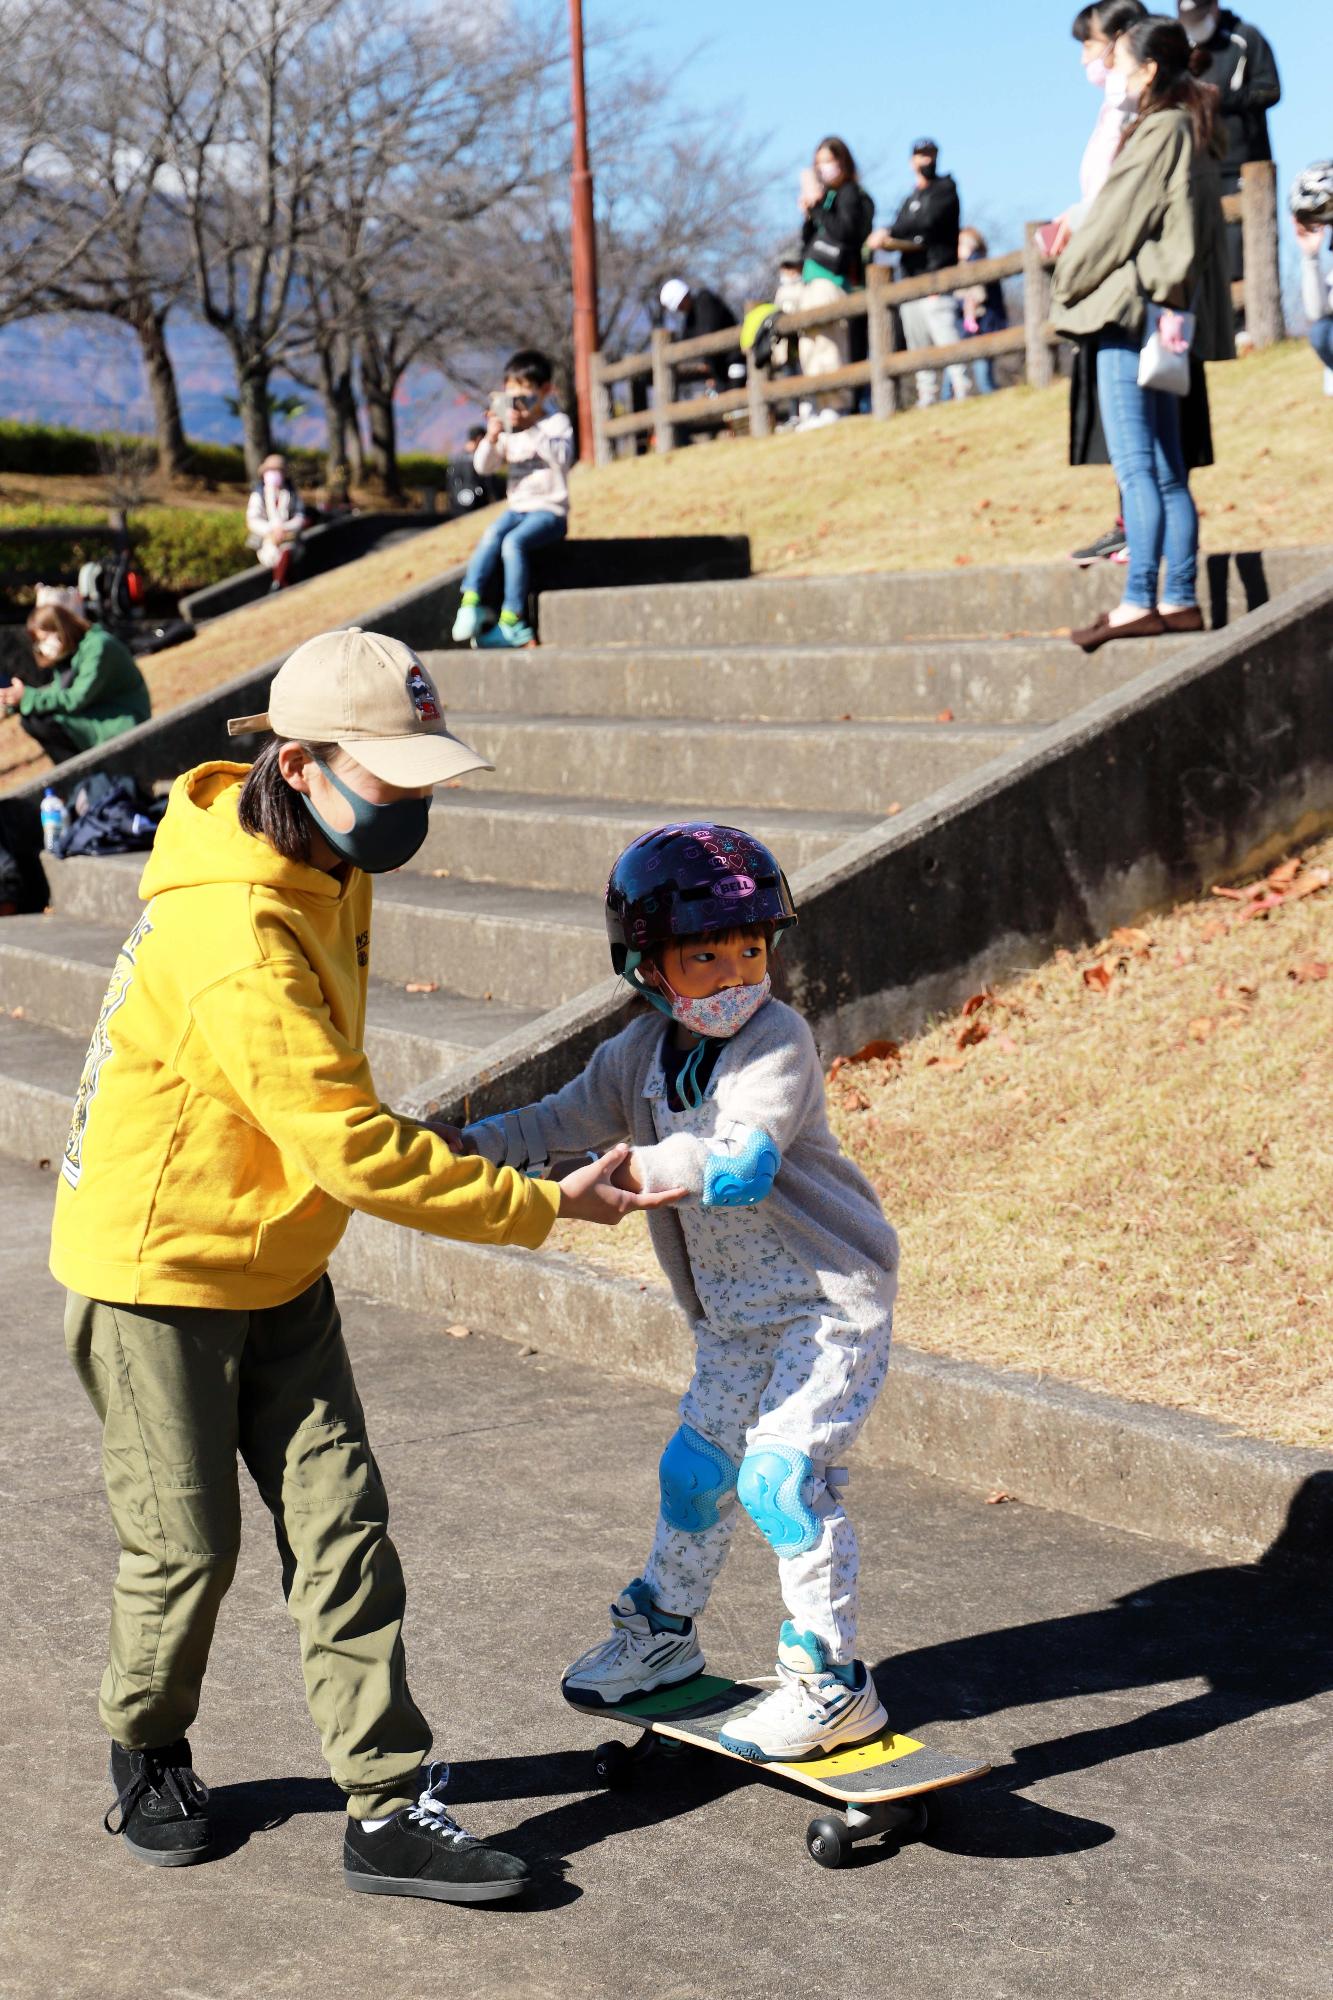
[51,627,682,1901]
[795,137,874,420]
[1176,4,1280,212]
[444,823,899,1763]
[1052,16,1234,651]
[868,139,969,407]
[245,452,308,591]
[1,602,150,765]
[1055,0,1148,569]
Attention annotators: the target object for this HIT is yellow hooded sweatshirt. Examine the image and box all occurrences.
[50,761,560,1308]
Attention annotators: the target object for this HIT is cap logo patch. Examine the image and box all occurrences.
[406,661,441,722]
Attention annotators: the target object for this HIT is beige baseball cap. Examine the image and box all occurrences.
[226,627,493,788]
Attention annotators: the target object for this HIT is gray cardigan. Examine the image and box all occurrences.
[464,1000,899,1336]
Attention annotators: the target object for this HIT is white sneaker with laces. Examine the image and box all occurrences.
[718,1622,888,1762]
[562,1578,705,1709]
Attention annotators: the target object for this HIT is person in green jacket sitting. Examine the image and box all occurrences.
[1,603,151,765]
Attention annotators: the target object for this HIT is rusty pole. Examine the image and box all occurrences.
[568,0,599,463]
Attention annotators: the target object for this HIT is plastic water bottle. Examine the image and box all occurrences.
[40,787,67,853]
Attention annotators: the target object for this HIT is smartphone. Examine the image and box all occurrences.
[1035,221,1062,259]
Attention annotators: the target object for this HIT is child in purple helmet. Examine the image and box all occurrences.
[445,823,899,1761]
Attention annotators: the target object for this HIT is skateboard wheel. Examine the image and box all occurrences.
[806,1814,851,1869]
[592,1740,631,1790]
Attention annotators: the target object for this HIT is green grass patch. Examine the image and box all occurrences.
[0,500,249,593]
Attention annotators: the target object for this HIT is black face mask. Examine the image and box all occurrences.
[302,760,431,873]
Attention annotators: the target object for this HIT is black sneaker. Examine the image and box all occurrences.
[105,1738,214,1867]
[343,1763,529,1905]
[1068,522,1128,566]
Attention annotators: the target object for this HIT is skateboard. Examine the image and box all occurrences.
[567,1674,990,1869]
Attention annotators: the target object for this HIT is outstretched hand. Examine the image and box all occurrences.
[557,1144,684,1226]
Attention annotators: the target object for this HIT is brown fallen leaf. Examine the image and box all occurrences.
[1082,963,1112,992]
[926,1054,968,1072]
[962,990,993,1017]
[986,1489,1014,1505]
[1111,925,1153,956]
[1187,1016,1214,1041]
[9,1005,25,1019]
[1211,885,1249,902]
[431,867,451,878]
[1285,867,1331,901]
[1288,959,1330,984]
[445,1324,471,1339]
[1236,893,1285,923]
[936,707,955,723]
[840,1087,871,1113]
[1267,858,1301,887]
[405,980,439,994]
[956,1017,990,1050]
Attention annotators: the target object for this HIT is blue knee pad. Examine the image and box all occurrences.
[737,1441,821,1557]
[658,1424,739,1534]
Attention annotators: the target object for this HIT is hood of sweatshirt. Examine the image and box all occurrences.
[139,760,350,905]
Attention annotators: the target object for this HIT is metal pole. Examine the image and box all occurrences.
[569,0,599,464]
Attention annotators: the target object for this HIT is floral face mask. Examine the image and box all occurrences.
[668,975,772,1039]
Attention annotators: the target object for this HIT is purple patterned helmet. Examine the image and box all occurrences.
[604,822,798,976]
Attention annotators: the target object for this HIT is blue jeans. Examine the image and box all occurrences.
[1309,318,1333,368]
[461,508,567,618]
[1095,329,1198,610]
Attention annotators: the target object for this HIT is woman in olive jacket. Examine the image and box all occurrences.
[1052,15,1233,651]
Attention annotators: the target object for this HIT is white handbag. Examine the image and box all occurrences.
[1138,301,1196,397]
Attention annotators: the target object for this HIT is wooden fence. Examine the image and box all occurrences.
[590,161,1282,464]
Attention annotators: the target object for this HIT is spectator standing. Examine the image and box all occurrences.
[871,140,969,407]
[796,137,874,419]
[952,228,1010,395]
[1177,2,1281,315]
[1052,17,1234,651]
[1291,162,1333,393]
[245,453,308,591]
[1059,0,1149,569]
[0,604,150,765]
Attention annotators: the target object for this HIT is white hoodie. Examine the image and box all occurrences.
[474,406,574,519]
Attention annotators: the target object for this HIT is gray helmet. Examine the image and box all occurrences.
[1289,161,1333,224]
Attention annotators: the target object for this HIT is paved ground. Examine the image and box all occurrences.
[2,1155,1329,2000]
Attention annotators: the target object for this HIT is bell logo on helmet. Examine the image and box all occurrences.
[714,873,756,902]
[405,660,441,722]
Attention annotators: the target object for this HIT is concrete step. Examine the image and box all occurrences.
[0,1013,78,1164]
[368,873,603,1007]
[537,550,1333,651]
[418,793,873,894]
[0,915,541,1101]
[450,712,1032,815]
[421,635,1188,728]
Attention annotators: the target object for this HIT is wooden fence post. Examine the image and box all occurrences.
[866,267,897,419]
[650,329,677,455]
[1240,160,1283,349]
[1022,223,1055,389]
[589,352,612,467]
[746,347,772,440]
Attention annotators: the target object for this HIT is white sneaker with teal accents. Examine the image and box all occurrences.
[717,1623,887,1762]
[562,1579,705,1710]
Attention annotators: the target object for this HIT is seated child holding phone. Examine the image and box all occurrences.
[440,824,900,1761]
[451,347,573,650]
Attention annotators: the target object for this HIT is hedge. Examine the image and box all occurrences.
[0,419,450,490]
[0,502,249,594]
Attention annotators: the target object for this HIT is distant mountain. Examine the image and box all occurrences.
[0,313,484,456]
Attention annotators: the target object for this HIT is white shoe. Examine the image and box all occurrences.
[717,1623,887,1762]
[562,1579,705,1710]
[451,600,495,643]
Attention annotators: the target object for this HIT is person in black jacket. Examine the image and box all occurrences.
[1177,3,1280,311]
[659,279,742,390]
[869,139,969,406]
[795,136,874,419]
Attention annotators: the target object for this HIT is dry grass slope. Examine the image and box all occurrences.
[3,338,1329,793]
[556,837,1333,1451]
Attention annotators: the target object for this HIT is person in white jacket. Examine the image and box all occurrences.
[451,348,573,650]
[437,823,900,1764]
[245,454,308,590]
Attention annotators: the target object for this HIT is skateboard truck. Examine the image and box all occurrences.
[806,1796,930,1870]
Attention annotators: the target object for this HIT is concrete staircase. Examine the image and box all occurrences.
[0,553,1320,1170]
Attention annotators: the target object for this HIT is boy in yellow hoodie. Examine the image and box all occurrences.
[51,627,679,1904]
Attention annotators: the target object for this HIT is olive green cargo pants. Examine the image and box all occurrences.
[65,1277,430,1818]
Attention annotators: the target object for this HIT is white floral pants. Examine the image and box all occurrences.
[641,1310,892,1664]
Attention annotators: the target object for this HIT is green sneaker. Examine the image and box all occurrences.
[476,616,537,649]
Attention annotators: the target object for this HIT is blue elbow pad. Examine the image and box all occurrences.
[658,1424,739,1533]
[737,1441,820,1556]
[701,1127,780,1209]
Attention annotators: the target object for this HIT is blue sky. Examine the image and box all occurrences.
[615,0,1322,267]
